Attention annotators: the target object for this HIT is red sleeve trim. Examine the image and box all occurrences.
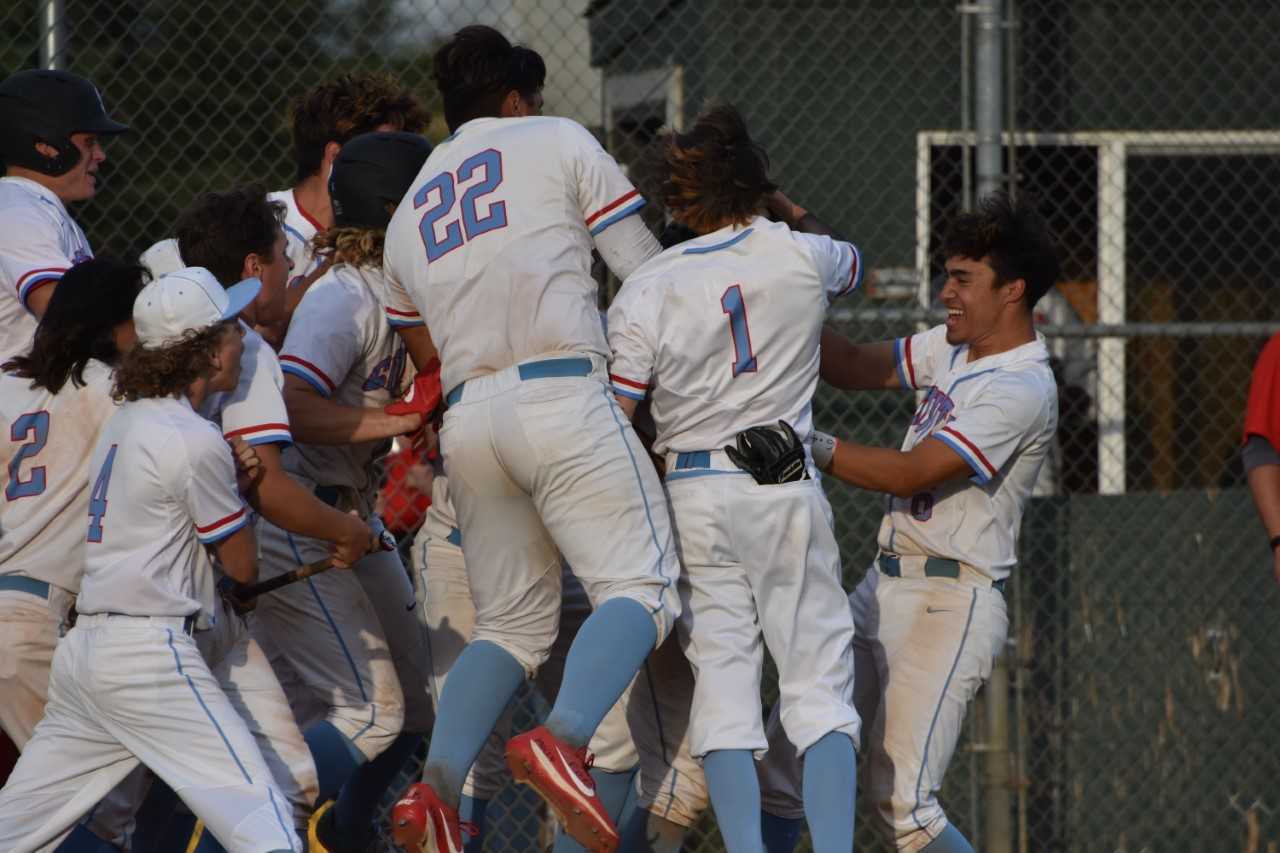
[223,422,290,439]
[278,355,337,393]
[609,373,648,390]
[585,189,640,227]
[195,507,246,533]
[939,427,997,476]
[904,336,917,388]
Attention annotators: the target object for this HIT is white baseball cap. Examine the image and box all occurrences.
[133,267,261,348]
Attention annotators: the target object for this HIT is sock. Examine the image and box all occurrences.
[459,795,488,853]
[760,811,803,853]
[553,766,638,853]
[423,640,526,807]
[921,823,975,852]
[52,825,120,853]
[332,732,423,844]
[801,732,856,852]
[544,598,657,747]
[304,720,366,803]
[704,750,764,853]
[618,808,688,853]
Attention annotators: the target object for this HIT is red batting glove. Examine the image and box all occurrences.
[386,359,443,420]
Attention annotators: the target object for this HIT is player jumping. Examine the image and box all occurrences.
[383,24,680,852]
[607,105,863,853]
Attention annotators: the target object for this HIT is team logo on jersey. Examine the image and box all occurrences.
[363,345,409,394]
[911,387,955,436]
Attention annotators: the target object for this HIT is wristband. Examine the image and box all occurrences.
[1271,535,1280,552]
[811,431,837,471]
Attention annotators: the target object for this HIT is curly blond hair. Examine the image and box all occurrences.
[112,322,236,402]
[310,226,386,269]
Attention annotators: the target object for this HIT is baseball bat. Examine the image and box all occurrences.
[230,515,397,601]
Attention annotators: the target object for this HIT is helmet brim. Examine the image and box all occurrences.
[80,115,130,135]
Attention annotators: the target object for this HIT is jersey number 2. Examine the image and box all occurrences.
[416,149,507,262]
[6,411,49,500]
[87,444,117,543]
[720,285,758,376]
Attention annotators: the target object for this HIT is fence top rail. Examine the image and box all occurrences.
[826,309,1280,338]
[920,129,1280,156]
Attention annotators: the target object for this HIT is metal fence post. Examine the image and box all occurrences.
[974,2,1014,851]
[36,0,66,70]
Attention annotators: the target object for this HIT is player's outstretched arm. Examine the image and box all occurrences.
[211,524,259,585]
[283,375,421,445]
[814,432,971,498]
[248,443,374,567]
[820,325,900,391]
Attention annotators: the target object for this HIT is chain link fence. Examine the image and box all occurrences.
[4,0,1279,850]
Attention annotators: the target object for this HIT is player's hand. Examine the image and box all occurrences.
[217,575,256,616]
[331,511,373,569]
[228,436,265,494]
[764,189,807,227]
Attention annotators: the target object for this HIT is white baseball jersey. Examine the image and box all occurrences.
[0,176,93,365]
[200,323,292,447]
[138,237,186,281]
[382,115,649,396]
[78,396,249,624]
[879,325,1058,580]
[0,361,117,593]
[268,189,324,289]
[278,264,412,499]
[608,216,862,456]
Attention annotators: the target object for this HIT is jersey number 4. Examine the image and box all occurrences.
[5,411,49,500]
[416,149,507,262]
[720,285,758,376]
[87,444,117,543]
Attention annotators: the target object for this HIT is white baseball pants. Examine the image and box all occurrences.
[0,615,299,852]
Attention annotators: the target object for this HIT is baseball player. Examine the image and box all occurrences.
[0,69,128,365]
[0,270,301,853]
[410,469,707,853]
[252,131,435,853]
[606,105,862,853]
[271,73,430,322]
[0,257,141,751]
[757,192,1060,853]
[384,25,680,852]
[1243,331,1280,583]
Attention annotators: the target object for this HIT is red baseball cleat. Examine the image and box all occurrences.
[505,725,620,852]
[390,782,475,853]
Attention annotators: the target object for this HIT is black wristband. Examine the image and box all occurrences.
[1271,535,1280,552]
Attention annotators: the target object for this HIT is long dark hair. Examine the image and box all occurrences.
[2,256,145,393]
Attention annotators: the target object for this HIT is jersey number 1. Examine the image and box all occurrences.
[720,285,758,376]
[87,444,117,543]
[416,149,507,262]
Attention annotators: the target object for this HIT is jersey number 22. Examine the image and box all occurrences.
[416,149,507,262]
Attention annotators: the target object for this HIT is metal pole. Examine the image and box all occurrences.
[37,0,66,70]
[974,4,1014,849]
[974,0,1005,201]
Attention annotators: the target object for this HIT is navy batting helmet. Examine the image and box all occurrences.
[0,69,129,177]
[329,131,432,230]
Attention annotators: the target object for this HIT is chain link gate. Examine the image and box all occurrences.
[4,1,1279,850]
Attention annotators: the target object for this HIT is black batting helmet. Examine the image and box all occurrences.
[329,131,432,230]
[0,69,129,177]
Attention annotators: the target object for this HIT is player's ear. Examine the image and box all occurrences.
[1002,276,1026,305]
[322,140,343,171]
[499,90,525,118]
[241,253,261,281]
